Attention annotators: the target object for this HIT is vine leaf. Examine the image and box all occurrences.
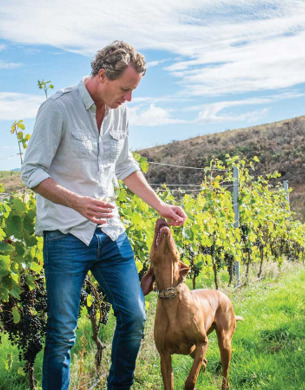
[12,307,21,324]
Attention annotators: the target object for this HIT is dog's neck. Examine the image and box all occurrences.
[154,260,181,291]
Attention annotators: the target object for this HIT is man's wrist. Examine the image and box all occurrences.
[69,193,85,212]
[154,200,167,215]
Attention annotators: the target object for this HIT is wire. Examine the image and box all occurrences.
[155,188,203,193]
[147,161,204,170]
[149,183,202,187]
[0,153,19,161]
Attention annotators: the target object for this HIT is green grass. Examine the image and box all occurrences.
[1,263,305,389]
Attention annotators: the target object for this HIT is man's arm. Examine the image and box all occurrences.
[32,178,114,225]
[123,171,187,226]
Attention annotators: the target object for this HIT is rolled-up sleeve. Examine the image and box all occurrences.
[115,148,140,180]
[21,98,64,189]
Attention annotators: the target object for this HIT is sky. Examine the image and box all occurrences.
[1,0,305,170]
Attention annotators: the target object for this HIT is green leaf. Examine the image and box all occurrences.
[24,231,37,247]
[86,294,94,307]
[0,202,11,217]
[12,307,21,324]
[15,241,25,256]
[17,367,26,376]
[9,285,21,299]
[131,213,143,225]
[26,275,36,290]
[30,261,42,274]
[23,214,35,235]
[6,215,23,238]
[191,224,200,236]
[0,286,9,302]
[0,241,15,254]
[0,255,10,273]
[12,197,27,213]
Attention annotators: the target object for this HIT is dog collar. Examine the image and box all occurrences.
[157,282,184,299]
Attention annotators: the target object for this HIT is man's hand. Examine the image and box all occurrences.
[156,203,187,226]
[123,171,187,226]
[33,178,115,225]
[74,196,115,225]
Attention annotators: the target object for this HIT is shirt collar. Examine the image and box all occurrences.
[78,77,95,110]
[78,76,110,116]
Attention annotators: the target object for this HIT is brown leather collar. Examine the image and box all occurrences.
[157,281,184,299]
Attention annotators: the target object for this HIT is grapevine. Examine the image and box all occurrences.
[1,155,305,388]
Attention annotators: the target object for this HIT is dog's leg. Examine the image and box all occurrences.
[160,353,174,390]
[184,340,208,390]
[190,349,208,372]
[216,330,232,390]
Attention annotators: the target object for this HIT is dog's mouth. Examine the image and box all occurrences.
[153,219,171,249]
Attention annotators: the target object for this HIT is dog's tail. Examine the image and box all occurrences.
[235,316,243,321]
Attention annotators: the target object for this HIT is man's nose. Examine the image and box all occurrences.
[124,91,132,102]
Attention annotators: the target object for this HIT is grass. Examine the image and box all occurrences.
[1,262,305,389]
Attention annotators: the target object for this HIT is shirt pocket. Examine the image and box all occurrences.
[71,131,97,159]
[102,129,126,162]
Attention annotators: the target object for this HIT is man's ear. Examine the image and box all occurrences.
[97,68,107,83]
[141,266,155,296]
[179,261,190,282]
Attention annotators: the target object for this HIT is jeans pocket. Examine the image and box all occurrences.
[44,230,69,242]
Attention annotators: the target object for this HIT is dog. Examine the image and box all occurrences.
[141,219,242,390]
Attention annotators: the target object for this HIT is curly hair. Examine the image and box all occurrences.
[91,40,146,80]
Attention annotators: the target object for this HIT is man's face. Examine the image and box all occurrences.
[98,65,142,109]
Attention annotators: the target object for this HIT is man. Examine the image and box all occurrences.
[21,40,186,390]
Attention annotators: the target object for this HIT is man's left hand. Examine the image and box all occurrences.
[157,203,187,226]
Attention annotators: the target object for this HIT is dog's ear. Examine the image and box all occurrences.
[179,261,190,281]
[141,266,155,296]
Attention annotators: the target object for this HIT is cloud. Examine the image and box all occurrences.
[129,89,305,126]
[146,59,170,68]
[196,100,270,123]
[1,0,305,99]
[128,104,187,126]
[0,61,22,69]
[1,145,18,150]
[0,92,44,120]
[187,91,305,123]
[169,30,305,96]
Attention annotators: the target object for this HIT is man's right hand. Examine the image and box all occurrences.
[74,196,115,225]
[33,178,115,225]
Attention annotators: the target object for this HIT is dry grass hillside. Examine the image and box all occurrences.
[0,171,23,193]
[139,115,305,221]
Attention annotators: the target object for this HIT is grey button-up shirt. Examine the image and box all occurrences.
[21,78,140,245]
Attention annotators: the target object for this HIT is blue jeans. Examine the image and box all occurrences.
[42,229,146,390]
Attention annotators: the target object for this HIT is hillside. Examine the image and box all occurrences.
[139,115,305,221]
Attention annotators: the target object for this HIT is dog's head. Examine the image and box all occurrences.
[141,218,189,295]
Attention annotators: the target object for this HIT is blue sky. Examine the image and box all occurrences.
[1,0,305,170]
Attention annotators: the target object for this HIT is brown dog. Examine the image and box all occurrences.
[141,219,242,390]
